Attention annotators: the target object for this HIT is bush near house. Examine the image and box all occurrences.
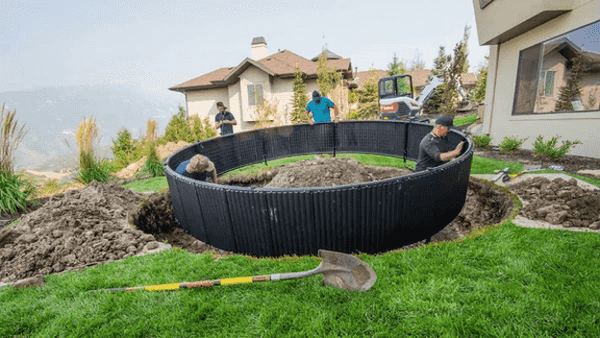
[499,136,527,154]
[472,135,492,148]
[533,135,582,160]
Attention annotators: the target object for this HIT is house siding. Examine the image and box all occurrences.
[239,66,271,122]
[186,87,230,126]
[481,0,600,158]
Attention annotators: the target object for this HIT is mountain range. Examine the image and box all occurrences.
[0,84,184,172]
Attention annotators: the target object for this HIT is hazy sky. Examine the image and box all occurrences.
[1,0,489,104]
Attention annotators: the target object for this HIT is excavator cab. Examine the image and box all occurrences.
[379,75,429,122]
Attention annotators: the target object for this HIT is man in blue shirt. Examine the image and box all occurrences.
[305,90,340,125]
[214,102,236,136]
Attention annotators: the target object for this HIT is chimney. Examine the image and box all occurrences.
[251,37,268,60]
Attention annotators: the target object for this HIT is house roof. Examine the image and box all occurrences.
[169,50,352,92]
[351,69,477,91]
[311,49,343,61]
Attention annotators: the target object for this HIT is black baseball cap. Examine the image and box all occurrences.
[312,90,320,98]
[436,115,453,127]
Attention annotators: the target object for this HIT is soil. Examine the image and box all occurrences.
[509,176,600,229]
[0,181,161,284]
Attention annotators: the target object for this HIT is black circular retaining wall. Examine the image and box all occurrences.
[164,120,473,257]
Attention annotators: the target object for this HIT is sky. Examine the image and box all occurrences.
[1,0,490,105]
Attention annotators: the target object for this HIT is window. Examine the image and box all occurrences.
[512,20,600,114]
[396,77,411,95]
[247,84,264,106]
[379,79,394,96]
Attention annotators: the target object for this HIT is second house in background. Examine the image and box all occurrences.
[169,37,353,133]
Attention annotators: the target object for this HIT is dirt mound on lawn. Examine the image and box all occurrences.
[0,181,162,284]
[221,157,413,188]
[115,141,190,179]
[511,176,600,229]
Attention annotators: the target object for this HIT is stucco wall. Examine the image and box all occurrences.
[482,0,600,158]
[239,66,271,122]
[186,87,229,126]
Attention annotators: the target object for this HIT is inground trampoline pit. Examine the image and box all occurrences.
[164,120,473,257]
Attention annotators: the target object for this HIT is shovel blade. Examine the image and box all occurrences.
[318,249,377,291]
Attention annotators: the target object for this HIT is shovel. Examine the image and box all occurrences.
[89,249,377,292]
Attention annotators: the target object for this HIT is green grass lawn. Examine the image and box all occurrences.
[1,221,599,337]
[2,154,600,337]
[453,114,478,127]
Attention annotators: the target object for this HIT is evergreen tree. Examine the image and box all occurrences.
[555,52,585,112]
[317,53,341,97]
[356,70,380,119]
[433,46,449,76]
[471,55,489,103]
[387,53,407,76]
[460,25,471,73]
[160,106,193,144]
[291,65,309,123]
[111,128,134,168]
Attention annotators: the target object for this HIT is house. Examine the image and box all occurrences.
[169,37,353,133]
[472,0,600,158]
[351,69,477,97]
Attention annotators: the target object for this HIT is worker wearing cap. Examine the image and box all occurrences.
[305,90,340,125]
[414,115,465,172]
[214,102,236,136]
[175,154,218,183]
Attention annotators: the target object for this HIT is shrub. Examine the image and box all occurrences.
[189,115,217,142]
[0,170,37,214]
[111,128,135,170]
[472,134,492,148]
[137,143,164,178]
[499,136,527,154]
[533,135,582,160]
[347,111,359,120]
[74,117,114,184]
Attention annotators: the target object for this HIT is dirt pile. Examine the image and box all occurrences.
[510,177,600,229]
[129,191,218,255]
[0,181,162,283]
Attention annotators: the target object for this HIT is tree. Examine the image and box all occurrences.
[356,70,380,119]
[433,46,449,76]
[387,53,407,76]
[111,128,134,169]
[460,25,471,73]
[471,55,489,103]
[408,50,426,71]
[291,65,309,124]
[160,106,193,144]
[555,52,585,112]
[317,53,342,97]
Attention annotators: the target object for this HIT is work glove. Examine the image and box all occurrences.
[308,119,315,126]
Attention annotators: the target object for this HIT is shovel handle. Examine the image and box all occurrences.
[90,275,272,292]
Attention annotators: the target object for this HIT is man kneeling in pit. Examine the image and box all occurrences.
[175,154,218,183]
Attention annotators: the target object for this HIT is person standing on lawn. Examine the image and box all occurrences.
[305,90,340,125]
[414,115,465,172]
[214,102,236,136]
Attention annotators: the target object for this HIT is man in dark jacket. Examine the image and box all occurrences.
[214,102,236,136]
[414,115,464,172]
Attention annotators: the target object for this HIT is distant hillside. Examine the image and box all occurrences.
[0,84,184,172]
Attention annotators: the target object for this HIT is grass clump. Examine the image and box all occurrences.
[533,135,582,160]
[137,119,164,179]
[472,134,492,148]
[74,117,115,184]
[0,103,37,213]
[0,169,36,214]
[499,136,527,154]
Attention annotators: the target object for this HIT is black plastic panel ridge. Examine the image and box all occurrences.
[164,120,473,257]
